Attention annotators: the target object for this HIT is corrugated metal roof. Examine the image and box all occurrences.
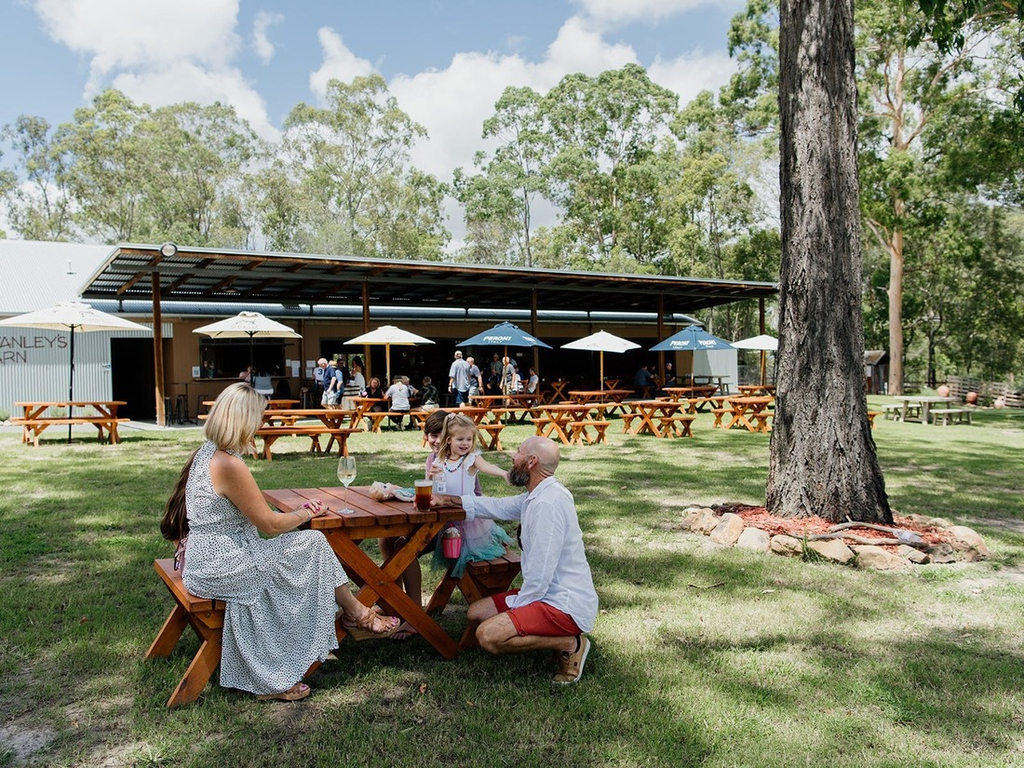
[0,240,116,314]
[80,243,777,316]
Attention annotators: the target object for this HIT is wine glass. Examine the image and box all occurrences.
[337,456,357,514]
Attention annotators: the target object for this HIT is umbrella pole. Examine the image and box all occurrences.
[600,352,604,390]
[248,333,255,378]
[385,344,391,387]
[67,326,75,443]
[760,351,767,387]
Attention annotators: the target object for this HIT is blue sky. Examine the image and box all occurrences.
[1,0,745,242]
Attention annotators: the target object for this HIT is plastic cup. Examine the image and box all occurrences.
[414,479,433,512]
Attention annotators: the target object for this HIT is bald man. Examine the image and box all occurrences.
[432,437,598,684]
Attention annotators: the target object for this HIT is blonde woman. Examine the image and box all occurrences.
[160,383,398,702]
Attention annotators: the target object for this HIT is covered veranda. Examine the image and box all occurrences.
[78,243,778,424]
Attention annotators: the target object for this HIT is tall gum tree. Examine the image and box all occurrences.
[770,0,891,522]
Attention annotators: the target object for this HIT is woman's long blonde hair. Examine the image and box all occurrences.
[435,412,479,464]
[160,382,265,542]
[204,382,266,455]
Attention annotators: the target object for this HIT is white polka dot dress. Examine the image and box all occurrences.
[181,441,347,695]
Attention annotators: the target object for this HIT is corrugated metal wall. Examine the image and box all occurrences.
[0,323,171,417]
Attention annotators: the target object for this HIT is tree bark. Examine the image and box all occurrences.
[768,0,892,523]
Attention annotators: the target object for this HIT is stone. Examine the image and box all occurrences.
[926,542,957,564]
[806,539,855,564]
[898,545,930,564]
[679,510,702,531]
[770,535,803,557]
[736,527,771,552]
[709,513,745,546]
[929,517,953,529]
[962,544,992,562]
[948,525,985,549]
[693,508,721,535]
[852,545,908,570]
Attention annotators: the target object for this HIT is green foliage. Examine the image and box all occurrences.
[282,75,449,259]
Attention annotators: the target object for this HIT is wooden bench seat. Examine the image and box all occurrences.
[254,424,354,460]
[620,412,640,433]
[146,558,227,707]
[568,420,611,445]
[424,553,522,649]
[477,422,506,451]
[710,408,733,428]
[881,403,903,420]
[363,410,424,432]
[930,407,974,426]
[12,416,130,446]
[147,558,321,707]
[657,414,696,438]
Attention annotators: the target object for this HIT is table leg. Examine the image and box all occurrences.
[324,525,460,659]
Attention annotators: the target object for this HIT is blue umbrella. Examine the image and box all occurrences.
[651,325,734,385]
[458,321,552,351]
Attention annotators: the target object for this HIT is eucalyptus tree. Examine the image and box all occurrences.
[281,75,449,259]
[542,64,679,266]
[454,86,550,266]
[0,116,74,240]
[54,89,156,242]
[144,102,261,246]
[769,0,892,523]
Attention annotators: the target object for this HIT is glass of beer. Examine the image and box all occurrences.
[414,479,433,512]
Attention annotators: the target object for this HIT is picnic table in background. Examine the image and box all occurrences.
[567,389,634,415]
[662,385,719,401]
[894,395,958,423]
[541,380,570,404]
[602,378,621,390]
[724,396,775,432]
[736,384,776,397]
[683,395,732,414]
[13,401,129,446]
[533,402,610,445]
[262,485,466,658]
[265,399,300,410]
[622,399,694,438]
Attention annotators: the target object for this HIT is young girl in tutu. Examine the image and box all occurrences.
[430,412,513,577]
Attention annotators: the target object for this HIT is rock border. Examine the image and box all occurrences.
[678,506,990,569]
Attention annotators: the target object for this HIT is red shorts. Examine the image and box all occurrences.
[491,589,581,637]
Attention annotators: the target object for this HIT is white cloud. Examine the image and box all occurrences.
[571,0,735,28]
[112,63,277,139]
[308,28,376,99]
[252,10,284,64]
[648,49,737,106]
[30,0,278,139]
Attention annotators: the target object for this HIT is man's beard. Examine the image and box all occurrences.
[508,465,530,487]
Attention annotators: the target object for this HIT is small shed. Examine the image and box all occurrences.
[864,350,888,394]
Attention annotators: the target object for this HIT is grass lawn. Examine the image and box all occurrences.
[1,399,1022,767]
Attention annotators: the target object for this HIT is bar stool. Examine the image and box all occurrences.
[173,395,189,424]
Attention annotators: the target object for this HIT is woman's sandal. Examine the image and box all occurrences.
[256,682,310,702]
[389,622,420,642]
[340,605,400,641]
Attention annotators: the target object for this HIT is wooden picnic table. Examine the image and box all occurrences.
[262,485,466,659]
[541,380,570,405]
[894,395,958,423]
[724,396,775,432]
[622,399,690,438]
[533,402,610,445]
[736,384,776,397]
[469,393,539,409]
[265,399,300,410]
[13,401,129,446]
[682,395,731,414]
[603,378,621,390]
[567,389,634,415]
[661,386,719,401]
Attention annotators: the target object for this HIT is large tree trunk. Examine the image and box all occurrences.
[768,0,892,523]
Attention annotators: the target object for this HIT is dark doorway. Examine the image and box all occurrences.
[111,338,155,419]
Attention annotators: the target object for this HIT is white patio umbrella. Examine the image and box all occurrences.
[193,311,301,374]
[561,330,640,389]
[731,334,778,386]
[0,301,151,441]
[345,325,434,386]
